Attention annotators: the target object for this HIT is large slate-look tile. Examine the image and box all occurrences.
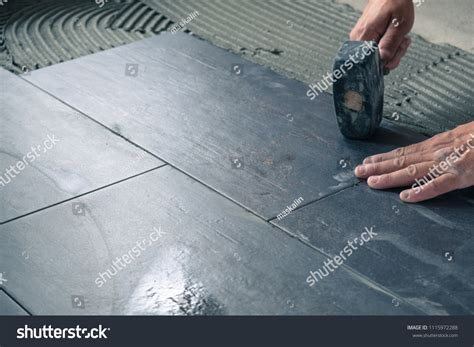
[0,69,164,222]
[274,184,474,315]
[0,290,29,315]
[25,33,426,219]
[0,166,419,315]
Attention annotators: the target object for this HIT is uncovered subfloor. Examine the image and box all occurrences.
[0,33,473,315]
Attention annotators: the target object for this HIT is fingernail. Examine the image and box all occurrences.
[400,191,410,200]
[355,165,365,175]
[363,157,372,164]
[368,176,379,185]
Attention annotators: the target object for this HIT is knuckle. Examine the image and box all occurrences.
[395,155,406,168]
[395,147,405,157]
[433,147,452,162]
[406,164,417,177]
[367,164,376,174]
[379,174,390,185]
[444,130,455,140]
[455,152,470,166]
[350,26,363,40]
[431,132,445,142]
[359,28,374,40]
[382,44,397,57]
[434,130,455,142]
[364,156,374,164]
[453,138,466,150]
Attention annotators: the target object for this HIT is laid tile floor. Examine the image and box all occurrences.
[0,33,472,315]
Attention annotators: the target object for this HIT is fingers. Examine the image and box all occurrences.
[385,36,411,70]
[365,162,436,190]
[363,134,459,165]
[354,122,474,203]
[350,2,392,42]
[355,151,432,178]
[400,173,459,203]
[378,19,407,63]
[363,142,426,164]
[350,19,384,42]
[349,0,414,71]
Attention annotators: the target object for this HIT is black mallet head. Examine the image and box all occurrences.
[333,41,384,139]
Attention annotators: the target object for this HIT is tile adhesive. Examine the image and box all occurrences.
[0,0,175,73]
[1,0,473,136]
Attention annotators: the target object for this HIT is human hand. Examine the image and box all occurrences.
[350,0,415,70]
[354,122,474,202]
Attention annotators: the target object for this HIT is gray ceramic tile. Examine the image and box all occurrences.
[24,33,426,219]
[0,69,164,223]
[274,184,474,315]
[0,166,420,315]
[0,290,29,315]
[0,289,28,316]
